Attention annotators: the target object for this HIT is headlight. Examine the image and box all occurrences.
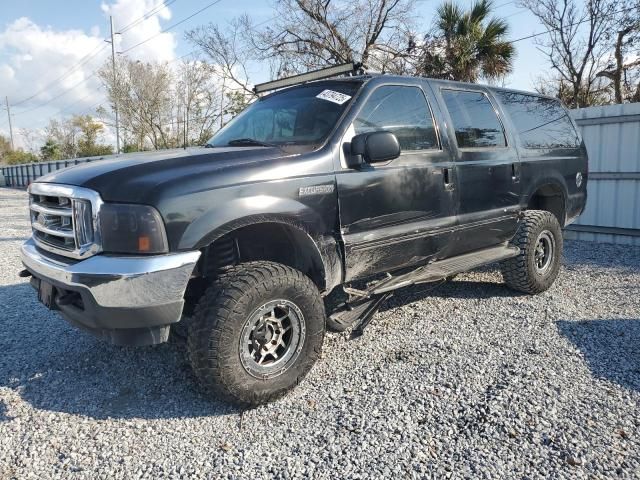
[99,203,168,254]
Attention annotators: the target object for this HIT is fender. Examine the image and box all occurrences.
[178,195,344,292]
[521,173,568,226]
[178,195,330,249]
[522,172,568,207]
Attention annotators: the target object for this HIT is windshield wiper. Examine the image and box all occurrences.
[227,138,277,147]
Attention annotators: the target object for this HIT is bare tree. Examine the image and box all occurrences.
[99,55,227,151]
[520,0,617,107]
[595,0,640,103]
[186,1,420,129]
[242,0,416,76]
[176,61,223,146]
[43,115,113,159]
[99,58,176,150]
[187,18,255,95]
[186,18,257,128]
[45,119,81,159]
[18,128,42,155]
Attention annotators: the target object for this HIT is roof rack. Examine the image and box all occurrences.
[253,62,360,94]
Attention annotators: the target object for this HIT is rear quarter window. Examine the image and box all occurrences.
[495,92,579,149]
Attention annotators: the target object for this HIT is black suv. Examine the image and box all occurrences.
[21,69,588,406]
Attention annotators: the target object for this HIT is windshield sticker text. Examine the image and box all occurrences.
[316,90,352,105]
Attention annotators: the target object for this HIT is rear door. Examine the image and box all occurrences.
[431,83,521,254]
[336,81,457,281]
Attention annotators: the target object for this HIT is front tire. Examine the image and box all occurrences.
[501,210,563,294]
[188,261,325,406]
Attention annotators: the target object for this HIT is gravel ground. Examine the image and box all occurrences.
[0,187,639,479]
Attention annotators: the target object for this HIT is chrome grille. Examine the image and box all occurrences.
[28,183,103,259]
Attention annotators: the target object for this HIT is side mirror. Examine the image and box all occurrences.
[347,131,400,168]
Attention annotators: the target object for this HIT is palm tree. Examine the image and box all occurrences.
[419,0,514,82]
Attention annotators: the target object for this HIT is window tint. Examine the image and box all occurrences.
[496,92,579,149]
[442,90,506,148]
[353,86,438,151]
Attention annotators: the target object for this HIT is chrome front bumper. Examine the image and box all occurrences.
[21,238,201,345]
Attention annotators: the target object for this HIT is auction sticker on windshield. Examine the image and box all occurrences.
[316,89,352,105]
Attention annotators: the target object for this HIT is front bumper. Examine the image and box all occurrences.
[21,238,200,345]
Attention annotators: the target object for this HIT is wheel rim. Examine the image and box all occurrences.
[534,230,555,275]
[240,299,306,379]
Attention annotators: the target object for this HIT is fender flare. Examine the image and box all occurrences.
[523,176,568,225]
[178,196,343,292]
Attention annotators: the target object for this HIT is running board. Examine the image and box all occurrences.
[370,244,520,295]
[327,244,519,336]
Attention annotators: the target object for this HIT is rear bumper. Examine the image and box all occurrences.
[21,238,200,345]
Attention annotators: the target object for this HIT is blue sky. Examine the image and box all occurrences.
[0,0,548,148]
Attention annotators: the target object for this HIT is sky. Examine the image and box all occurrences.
[0,0,549,150]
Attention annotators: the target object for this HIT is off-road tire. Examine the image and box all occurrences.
[500,210,563,294]
[187,261,325,406]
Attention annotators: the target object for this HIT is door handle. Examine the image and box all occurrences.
[443,167,454,191]
[511,163,520,183]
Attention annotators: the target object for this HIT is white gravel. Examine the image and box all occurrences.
[1,187,639,479]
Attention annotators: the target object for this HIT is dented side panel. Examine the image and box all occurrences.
[333,77,458,281]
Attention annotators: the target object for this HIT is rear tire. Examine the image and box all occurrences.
[500,210,563,294]
[187,261,325,407]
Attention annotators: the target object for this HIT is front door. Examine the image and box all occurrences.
[431,84,521,255]
[336,83,457,281]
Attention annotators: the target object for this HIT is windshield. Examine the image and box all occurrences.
[207,81,361,148]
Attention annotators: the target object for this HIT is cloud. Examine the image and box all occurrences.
[101,0,176,63]
[0,17,106,112]
[0,0,177,149]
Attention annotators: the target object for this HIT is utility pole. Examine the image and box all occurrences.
[5,96,14,151]
[183,112,187,149]
[183,75,188,150]
[109,16,121,154]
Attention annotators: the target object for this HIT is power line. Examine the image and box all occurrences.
[253,14,278,28]
[510,4,637,43]
[504,9,527,19]
[494,0,517,8]
[121,0,225,54]
[56,86,105,116]
[119,0,180,34]
[87,100,107,112]
[8,1,182,112]
[11,43,108,107]
[13,71,100,116]
[10,50,199,120]
[169,50,199,64]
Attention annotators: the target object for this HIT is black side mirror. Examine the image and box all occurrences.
[347,131,400,168]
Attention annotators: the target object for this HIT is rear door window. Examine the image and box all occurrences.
[496,92,579,149]
[441,89,506,149]
[353,86,439,151]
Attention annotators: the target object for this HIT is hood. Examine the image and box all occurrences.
[35,146,289,203]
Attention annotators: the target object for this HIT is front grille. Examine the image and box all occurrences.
[30,194,75,251]
[29,183,102,259]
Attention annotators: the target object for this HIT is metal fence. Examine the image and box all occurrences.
[568,103,640,246]
[1,157,99,188]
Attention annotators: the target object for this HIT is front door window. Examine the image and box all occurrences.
[353,86,439,151]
